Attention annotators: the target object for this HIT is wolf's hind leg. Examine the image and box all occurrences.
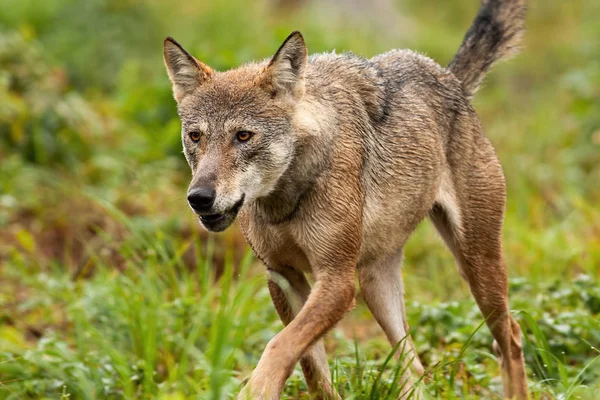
[430,170,528,399]
[358,250,424,394]
[267,268,339,399]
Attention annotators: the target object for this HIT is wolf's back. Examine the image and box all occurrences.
[448,0,526,99]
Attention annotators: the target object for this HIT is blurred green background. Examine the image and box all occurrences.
[1,0,599,398]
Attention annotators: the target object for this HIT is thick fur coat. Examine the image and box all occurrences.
[164,1,528,398]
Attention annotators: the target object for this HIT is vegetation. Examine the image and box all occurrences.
[1,0,599,398]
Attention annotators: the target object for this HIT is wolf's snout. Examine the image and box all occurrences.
[187,186,216,213]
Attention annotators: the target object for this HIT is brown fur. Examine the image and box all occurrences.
[163,1,529,398]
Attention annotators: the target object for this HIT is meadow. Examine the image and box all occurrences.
[0,0,599,398]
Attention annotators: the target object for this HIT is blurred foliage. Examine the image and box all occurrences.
[0,0,599,398]
[0,32,101,166]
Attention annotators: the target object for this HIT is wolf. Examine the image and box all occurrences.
[163,0,528,398]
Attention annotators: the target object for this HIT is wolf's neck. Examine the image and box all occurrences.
[252,172,315,225]
[253,140,328,224]
[253,100,334,224]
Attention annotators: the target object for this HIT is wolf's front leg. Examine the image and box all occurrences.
[267,268,340,399]
[238,265,356,399]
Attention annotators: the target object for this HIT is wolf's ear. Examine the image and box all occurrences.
[163,37,213,102]
[262,31,307,99]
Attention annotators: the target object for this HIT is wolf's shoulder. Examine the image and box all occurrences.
[306,49,450,87]
[307,51,372,77]
[370,49,450,82]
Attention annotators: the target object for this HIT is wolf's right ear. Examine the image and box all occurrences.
[262,31,307,99]
[163,37,213,102]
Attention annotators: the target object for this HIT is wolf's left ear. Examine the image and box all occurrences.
[163,37,213,102]
[262,31,307,99]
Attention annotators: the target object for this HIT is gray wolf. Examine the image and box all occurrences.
[163,0,528,398]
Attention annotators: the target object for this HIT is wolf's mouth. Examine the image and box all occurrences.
[198,195,245,232]
[200,213,226,224]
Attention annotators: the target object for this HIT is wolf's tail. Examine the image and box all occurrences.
[448,0,526,98]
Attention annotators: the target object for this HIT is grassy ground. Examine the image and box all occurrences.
[1,0,599,398]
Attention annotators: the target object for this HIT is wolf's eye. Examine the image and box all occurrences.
[189,131,201,142]
[236,131,254,142]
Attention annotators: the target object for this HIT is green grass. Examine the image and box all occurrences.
[1,218,599,399]
[1,0,600,398]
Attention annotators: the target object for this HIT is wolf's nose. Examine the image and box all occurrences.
[187,186,216,213]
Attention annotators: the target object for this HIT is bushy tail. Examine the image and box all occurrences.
[448,0,526,98]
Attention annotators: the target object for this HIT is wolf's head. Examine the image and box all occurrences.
[163,32,307,232]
